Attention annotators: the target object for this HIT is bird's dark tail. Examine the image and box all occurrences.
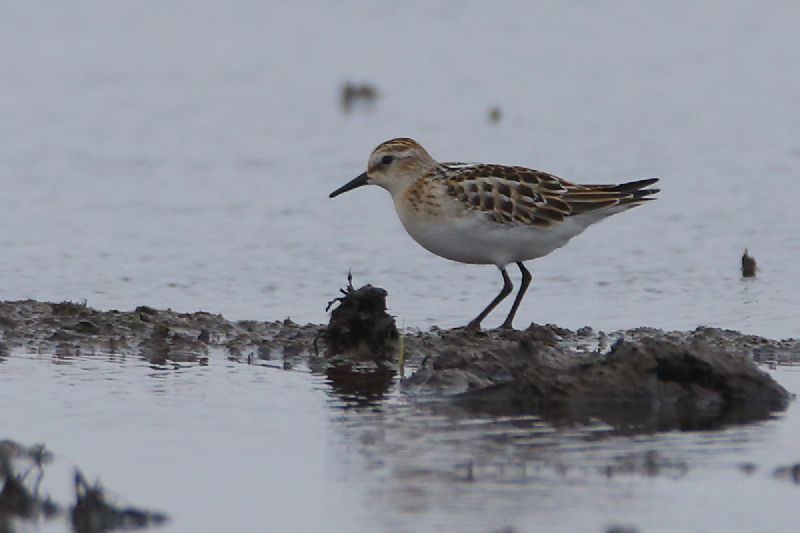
[564,178,660,214]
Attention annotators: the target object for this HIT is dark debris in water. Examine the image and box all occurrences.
[0,440,167,533]
[742,249,757,278]
[605,526,641,533]
[772,463,800,485]
[0,440,57,526]
[72,470,168,533]
[340,81,379,113]
[739,462,758,476]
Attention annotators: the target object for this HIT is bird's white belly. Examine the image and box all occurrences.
[396,208,590,267]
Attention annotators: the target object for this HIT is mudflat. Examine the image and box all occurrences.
[1,295,791,431]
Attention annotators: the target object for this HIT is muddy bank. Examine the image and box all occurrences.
[403,325,792,429]
[0,298,792,429]
[0,299,319,367]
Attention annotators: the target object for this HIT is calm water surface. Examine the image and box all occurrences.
[1,1,799,336]
[2,1,799,532]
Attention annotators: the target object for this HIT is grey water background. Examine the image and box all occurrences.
[1,1,799,532]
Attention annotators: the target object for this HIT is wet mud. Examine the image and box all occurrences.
[0,295,792,430]
[404,324,792,429]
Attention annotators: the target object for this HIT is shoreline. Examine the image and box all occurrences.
[1,298,793,431]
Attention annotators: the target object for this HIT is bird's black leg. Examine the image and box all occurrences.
[466,267,513,331]
[500,262,532,330]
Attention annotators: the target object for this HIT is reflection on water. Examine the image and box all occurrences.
[446,384,785,435]
[325,362,396,408]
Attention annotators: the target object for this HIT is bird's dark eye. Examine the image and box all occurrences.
[381,155,394,165]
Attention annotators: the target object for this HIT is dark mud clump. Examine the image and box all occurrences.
[742,249,757,278]
[322,277,398,360]
[317,278,400,405]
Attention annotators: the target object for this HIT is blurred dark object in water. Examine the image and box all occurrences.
[488,106,502,123]
[323,274,397,359]
[341,82,379,113]
[738,462,758,475]
[2,440,167,532]
[1,441,59,527]
[605,526,640,533]
[72,470,168,533]
[741,249,757,278]
[772,463,800,485]
[1,458,36,519]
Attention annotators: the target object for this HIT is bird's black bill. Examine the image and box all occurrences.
[329,172,368,198]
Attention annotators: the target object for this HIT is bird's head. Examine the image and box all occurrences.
[329,138,437,199]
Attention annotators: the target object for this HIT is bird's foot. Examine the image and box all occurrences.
[465,320,482,332]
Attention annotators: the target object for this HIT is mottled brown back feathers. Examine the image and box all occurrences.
[443,164,659,226]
